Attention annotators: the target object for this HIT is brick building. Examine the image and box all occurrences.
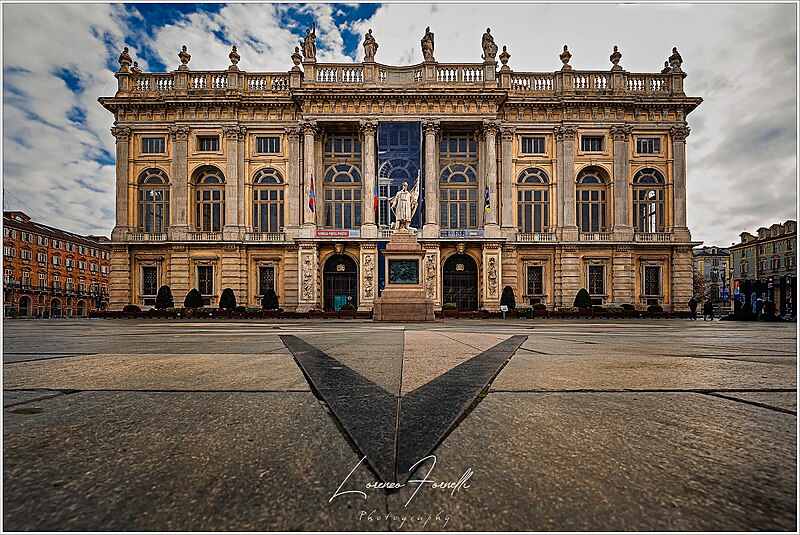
[3,211,111,317]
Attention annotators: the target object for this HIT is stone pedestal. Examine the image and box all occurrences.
[373,231,436,322]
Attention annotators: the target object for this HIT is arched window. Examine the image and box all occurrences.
[440,163,478,229]
[517,168,550,233]
[576,167,608,233]
[194,166,225,232]
[137,168,170,233]
[252,168,284,233]
[633,168,665,233]
[324,164,361,229]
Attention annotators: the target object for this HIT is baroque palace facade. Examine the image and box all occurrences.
[99,29,702,312]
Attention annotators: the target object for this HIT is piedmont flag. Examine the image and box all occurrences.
[484,172,491,213]
[374,183,379,211]
[308,172,315,213]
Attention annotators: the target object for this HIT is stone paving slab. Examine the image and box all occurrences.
[386,391,797,531]
[3,353,309,392]
[3,389,69,408]
[3,391,387,531]
[491,352,797,391]
[710,391,797,413]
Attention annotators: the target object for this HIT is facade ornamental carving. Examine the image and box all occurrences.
[301,120,318,136]
[670,124,691,141]
[661,61,671,74]
[560,45,572,71]
[291,47,303,70]
[500,125,515,141]
[301,22,317,62]
[499,45,511,70]
[359,118,378,135]
[363,29,378,62]
[421,119,441,136]
[554,125,578,141]
[487,257,498,297]
[363,253,375,299]
[118,47,132,72]
[301,254,314,301]
[456,243,466,255]
[481,119,500,137]
[421,26,435,62]
[168,125,190,141]
[669,47,683,71]
[222,125,247,140]
[178,45,191,70]
[389,178,420,231]
[609,124,632,141]
[228,46,240,69]
[110,126,131,141]
[130,61,142,74]
[610,46,622,71]
[284,125,301,139]
[481,28,498,62]
[425,254,436,299]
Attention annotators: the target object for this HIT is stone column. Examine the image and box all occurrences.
[610,124,633,240]
[482,120,500,236]
[359,243,378,312]
[222,125,243,240]
[557,126,578,241]
[168,125,190,240]
[360,119,378,238]
[285,125,302,238]
[671,125,691,241]
[110,126,131,241]
[422,120,441,238]
[500,125,515,235]
[301,121,318,233]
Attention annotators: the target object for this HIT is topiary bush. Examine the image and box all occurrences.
[573,288,593,309]
[184,288,204,308]
[621,303,636,311]
[219,288,237,310]
[442,302,457,310]
[647,304,664,313]
[122,304,142,313]
[500,286,516,310]
[155,285,174,310]
[261,288,279,310]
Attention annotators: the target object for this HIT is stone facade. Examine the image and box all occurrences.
[99,36,702,312]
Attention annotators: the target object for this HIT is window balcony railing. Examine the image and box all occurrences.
[243,232,285,243]
[129,232,166,242]
[634,232,672,242]
[517,232,555,243]
[188,232,222,241]
[579,232,612,242]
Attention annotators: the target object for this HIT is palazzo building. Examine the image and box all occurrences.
[99,30,702,312]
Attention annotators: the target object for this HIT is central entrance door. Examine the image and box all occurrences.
[323,254,358,311]
[442,254,478,311]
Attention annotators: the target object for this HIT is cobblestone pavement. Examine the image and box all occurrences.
[3,319,796,531]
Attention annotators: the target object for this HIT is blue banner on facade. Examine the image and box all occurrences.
[376,122,423,230]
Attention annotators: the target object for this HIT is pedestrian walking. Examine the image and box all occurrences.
[703,300,714,321]
[688,297,698,320]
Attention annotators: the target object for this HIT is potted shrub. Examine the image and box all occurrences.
[621,303,638,318]
[122,304,141,317]
[500,286,516,314]
[573,288,594,316]
[592,305,608,317]
[442,302,458,318]
[155,285,174,310]
[531,303,548,318]
[218,288,237,316]
[261,289,280,317]
[647,304,665,318]
[339,303,357,318]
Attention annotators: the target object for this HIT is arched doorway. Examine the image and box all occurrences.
[442,254,478,311]
[76,300,86,317]
[323,254,358,311]
[18,296,31,317]
[50,298,61,318]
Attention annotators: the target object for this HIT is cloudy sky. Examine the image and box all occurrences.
[2,2,797,246]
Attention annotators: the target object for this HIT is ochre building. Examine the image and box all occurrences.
[99,32,702,312]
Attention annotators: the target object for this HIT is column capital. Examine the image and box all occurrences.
[222,125,246,140]
[421,119,441,136]
[110,126,131,142]
[670,124,691,141]
[554,125,578,141]
[300,120,318,136]
[609,124,632,141]
[168,125,190,141]
[358,118,379,135]
[284,125,302,139]
[481,119,501,137]
[500,125,516,141]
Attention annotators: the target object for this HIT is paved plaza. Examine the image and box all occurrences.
[2,319,797,531]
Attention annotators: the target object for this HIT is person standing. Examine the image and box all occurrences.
[703,299,714,321]
[688,297,698,320]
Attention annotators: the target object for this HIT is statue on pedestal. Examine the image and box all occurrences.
[421,26,435,61]
[118,47,132,72]
[302,22,317,61]
[363,29,378,61]
[481,28,498,61]
[389,173,420,231]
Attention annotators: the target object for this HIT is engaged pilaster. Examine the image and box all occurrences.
[500,125,515,235]
[556,125,578,241]
[610,124,633,240]
[422,119,441,238]
[110,126,131,241]
[222,125,245,240]
[285,125,302,238]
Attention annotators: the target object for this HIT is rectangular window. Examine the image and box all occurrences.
[4,246,15,257]
[37,236,48,246]
[37,252,47,263]
[256,136,281,154]
[198,265,214,295]
[521,136,546,154]
[588,265,605,296]
[142,137,166,154]
[39,273,47,288]
[324,134,362,157]
[636,137,661,154]
[526,266,544,296]
[644,266,661,296]
[78,260,87,270]
[20,249,31,261]
[52,255,61,266]
[581,136,604,152]
[771,258,781,270]
[142,266,158,296]
[198,136,219,152]
[439,134,477,158]
[52,239,61,249]
[90,263,98,272]
[52,274,60,289]
[101,265,109,274]
[4,268,13,283]
[259,266,276,296]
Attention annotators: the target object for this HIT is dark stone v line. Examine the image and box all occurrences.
[280,334,526,483]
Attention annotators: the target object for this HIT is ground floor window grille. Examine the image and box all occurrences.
[588,265,605,303]
[259,266,276,296]
[198,266,214,297]
[643,266,661,297]
[142,267,158,296]
[527,266,543,297]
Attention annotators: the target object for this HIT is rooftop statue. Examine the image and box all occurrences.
[669,47,683,71]
[559,44,572,71]
[421,26,435,62]
[291,46,303,70]
[229,45,240,68]
[661,61,671,74]
[178,45,191,69]
[481,28,498,61]
[301,22,317,61]
[130,61,142,74]
[363,29,379,62]
[610,45,622,71]
[118,47,132,72]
